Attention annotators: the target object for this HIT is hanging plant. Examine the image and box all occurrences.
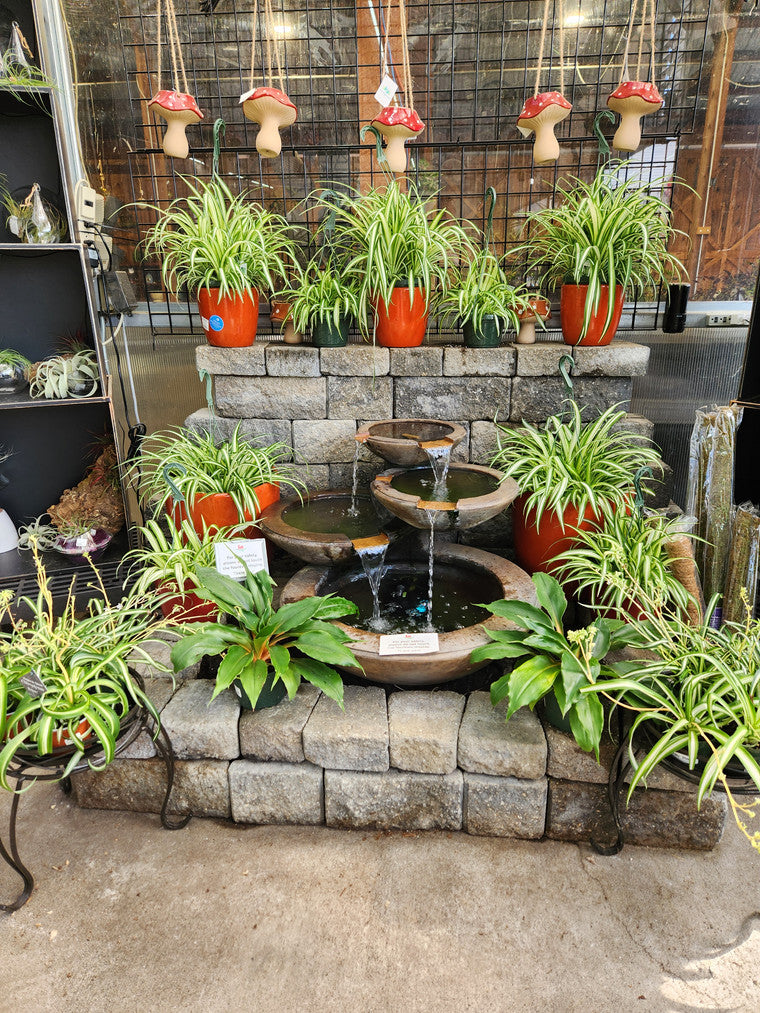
[606,0,663,152]
[516,0,572,165]
[239,0,297,158]
[148,0,204,159]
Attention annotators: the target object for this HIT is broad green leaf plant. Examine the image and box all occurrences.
[471,573,637,758]
[518,159,688,339]
[170,566,361,709]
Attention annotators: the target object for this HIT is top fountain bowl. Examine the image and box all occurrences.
[371,463,519,531]
[357,418,467,466]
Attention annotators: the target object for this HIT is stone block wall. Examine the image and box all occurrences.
[186,342,653,495]
[70,662,725,851]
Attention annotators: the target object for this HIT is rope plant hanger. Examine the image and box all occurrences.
[149,0,203,159]
[607,0,663,153]
[368,0,424,174]
[240,0,297,159]
[517,0,572,165]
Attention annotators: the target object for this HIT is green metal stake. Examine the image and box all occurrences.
[633,465,654,516]
[360,123,388,167]
[593,109,615,169]
[484,186,497,250]
[212,118,226,177]
[162,462,187,505]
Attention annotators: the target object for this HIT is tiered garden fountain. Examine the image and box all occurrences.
[258,418,535,686]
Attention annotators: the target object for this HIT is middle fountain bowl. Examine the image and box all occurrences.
[280,540,537,686]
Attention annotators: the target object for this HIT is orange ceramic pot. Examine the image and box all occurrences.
[198,288,259,347]
[373,286,428,347]
[560,284,625,347]
[512,496,603,575]
[159,581,219,623]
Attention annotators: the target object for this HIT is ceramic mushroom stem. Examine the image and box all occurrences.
[515,298,550,345]
[240,86,297,158]
[517,92,572,166]
[607,81,664,153]
[371,106,425,174]
[149,90,204,159]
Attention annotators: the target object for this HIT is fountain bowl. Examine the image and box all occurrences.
[356,418,467,467]
[280,541,537,687]
[371,463,518,531]
[256,491,394,565]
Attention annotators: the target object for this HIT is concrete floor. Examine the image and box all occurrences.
[1,782,759,1013]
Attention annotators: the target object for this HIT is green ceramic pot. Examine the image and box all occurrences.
[312,316,350,347]
[234,672,287,710]
[462,315,501,348]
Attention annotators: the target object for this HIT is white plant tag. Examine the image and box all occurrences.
[7,215,20,237]
[374,75,398,106]
[214,538,269,582]
[21,668,46,697]
[378,632,439,656]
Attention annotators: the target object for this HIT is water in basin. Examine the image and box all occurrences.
[389,467,498,503]
[282,497,382,540]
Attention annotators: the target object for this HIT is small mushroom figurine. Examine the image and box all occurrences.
[148,90,204,160]
[607,81,664,153]
[371,106,425,174]
[515,296,551,345]
[240,86,298,158]
[516,92,572,165]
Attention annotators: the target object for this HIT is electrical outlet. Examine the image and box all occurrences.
[707,312,750,327]
[75,181,104,226]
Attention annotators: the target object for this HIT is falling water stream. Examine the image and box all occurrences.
[423,442,453,502]
[354,538,390,629]
[349,440,361,516]
[424,508,438,630]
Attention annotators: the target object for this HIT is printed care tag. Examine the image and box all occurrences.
[21,668,47,698]
[374,75,398,106]
[378,632,439,656]
[214,538,269,582]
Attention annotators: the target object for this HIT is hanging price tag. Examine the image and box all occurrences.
[378,632,439,656]
[214,539,269,582]
[374,75,398,106]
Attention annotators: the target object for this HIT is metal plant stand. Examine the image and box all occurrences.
[0,710,189,913]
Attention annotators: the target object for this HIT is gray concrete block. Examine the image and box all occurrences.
[303,685,389,771]
[389,346,443,376]
[266,345,322,377]
[543,720,617,784]
[329,461,379,491]
[546,779,726,851]
[196,344,266,376]
[288,463,331,492]
[388,691,466,774]
[510,377,631,422]
[464,772,547,839]
[183,409,293,450]
[515,342,568,377]
[457,510,512,553]
[327,375,393,418]
[470,420,501,464]
[612,413,655,447]
[458,691,547,779]
[394,376,510,421]
[119,678,176,760]
[129,635,199,681]
[215,376,327,419]
[572,342,650,377]
[325,769,463,830]
[239,684,321,763]
[229,760,324,825]
[292,419,358,464]
[71,758,231,819]
[443,346,516,377]
[320,346,390,375]
[160,681,240,760]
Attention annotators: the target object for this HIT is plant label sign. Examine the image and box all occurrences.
[374,75,398,106]
[21,668,46,697]
[378,632,439,656]
[214,539,269,582]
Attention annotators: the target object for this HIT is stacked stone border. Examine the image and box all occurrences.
[71,645,726,851]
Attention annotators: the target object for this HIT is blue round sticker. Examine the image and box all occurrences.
[209,314,224,331]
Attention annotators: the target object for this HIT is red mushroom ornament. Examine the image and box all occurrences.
[371,106,425,174]
[149,90,203,160]
[240,86,297,158]
[607,81,663,153]
[517,92,572,166]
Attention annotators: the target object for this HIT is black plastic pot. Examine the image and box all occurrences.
[463,315,501,348]
[312,316,350,347]
[234,672,287,710]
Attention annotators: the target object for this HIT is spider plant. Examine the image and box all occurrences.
[0,543,174,792]
[28,350,99,399]
[518,159,688,338]
[490,401,661,528]
[318,181,477,321]
[141,174,299,300]
[440,248,534,337]
[553,510,695,618]
[281,258,364,335]
[132,424,304,519]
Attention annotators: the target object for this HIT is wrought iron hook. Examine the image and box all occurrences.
[484,186,497,249]
[212,118,226,177]
[162,462,187,505]
[360,123,388,167]
[558,353,574,400]
[633,465,654,515]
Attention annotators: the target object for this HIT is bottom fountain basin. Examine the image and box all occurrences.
[280,541,537,686]
[371,463,518,531]
[356,418,467,466]
[256,491,394,564]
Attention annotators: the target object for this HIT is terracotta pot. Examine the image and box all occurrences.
[560,284,625,347]
[159,581,219,624]
[167,485,280,538]
[6,716,92,751]
[512,495,603,575]
[373,286,428,347]
[197,288,259,347]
